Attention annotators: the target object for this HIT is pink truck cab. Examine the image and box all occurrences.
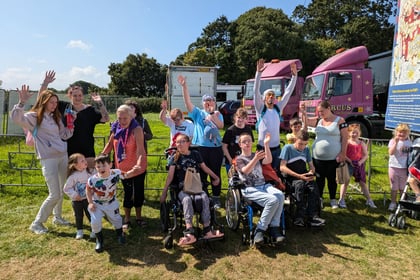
[300,46,388,138]
[243,59,304,131]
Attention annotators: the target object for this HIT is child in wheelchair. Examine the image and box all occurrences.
[235,132,285,245]
[280,130,325,227]
[160,133,224,246]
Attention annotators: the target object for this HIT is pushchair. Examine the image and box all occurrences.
[388,138,420,229]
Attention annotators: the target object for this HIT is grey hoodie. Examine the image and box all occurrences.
[10,104,73,159]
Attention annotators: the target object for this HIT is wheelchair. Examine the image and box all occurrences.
[160,148,224,249]
[225,168,287,247]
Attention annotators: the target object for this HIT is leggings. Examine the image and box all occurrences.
[313,158,338,199]
[121,172,146,208]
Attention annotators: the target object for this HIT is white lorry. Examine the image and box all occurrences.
[166,65,217,116]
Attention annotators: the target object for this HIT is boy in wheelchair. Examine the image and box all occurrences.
[235,132,285,245]
[280,130,325,227]
[160,133,224,246]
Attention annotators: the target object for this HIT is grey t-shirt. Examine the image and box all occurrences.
[235,153,265,188]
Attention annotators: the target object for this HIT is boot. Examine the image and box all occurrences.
[116,228,126,244]
[95,231,104,253]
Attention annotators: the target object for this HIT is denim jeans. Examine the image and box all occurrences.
[241,183,284,230]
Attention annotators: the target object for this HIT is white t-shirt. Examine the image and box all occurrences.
[164,116,194,146]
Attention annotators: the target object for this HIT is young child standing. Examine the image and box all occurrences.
[388,123,412,211]
[87,154,128,253]
[338,124,376,209]
[63,153,96,239]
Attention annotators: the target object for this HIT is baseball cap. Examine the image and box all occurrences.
[202,94,215,102]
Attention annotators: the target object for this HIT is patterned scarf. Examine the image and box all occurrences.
[111,119,139,162]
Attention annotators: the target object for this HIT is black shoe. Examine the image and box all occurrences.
[310,216,326,227]
[269,227,285,243]
[293,218,305,227]
[253,229,265,244]
[116,228,126,244]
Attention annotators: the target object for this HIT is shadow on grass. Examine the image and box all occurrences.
[62,198,418,273]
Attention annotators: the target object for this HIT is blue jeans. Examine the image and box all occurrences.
[241,183,284,230]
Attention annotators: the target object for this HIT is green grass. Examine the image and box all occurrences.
[0,113,419,280]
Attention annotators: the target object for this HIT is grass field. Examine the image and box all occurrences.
[0,113,419,280]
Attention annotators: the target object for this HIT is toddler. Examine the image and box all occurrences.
[86,154,126,253]
[338,124,376,208]
[388,123,412,211]
[63,153,95,239]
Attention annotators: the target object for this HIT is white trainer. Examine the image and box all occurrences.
[330,199,339,209]
[53,216,71,226]
[75,230,84,240]
[366,200,377,209]
[338,199,347,208]
[29,222,48,234]
[388,202,397,211]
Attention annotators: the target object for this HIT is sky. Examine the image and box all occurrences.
[0,0,306,91]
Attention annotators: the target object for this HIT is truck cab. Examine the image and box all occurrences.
[243,59,303,131]
[301,46,388,139]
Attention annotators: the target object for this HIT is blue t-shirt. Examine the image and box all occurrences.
[280,144,312,179]
[189,107,223,147]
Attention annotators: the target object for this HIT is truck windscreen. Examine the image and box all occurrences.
[302,74,325,100]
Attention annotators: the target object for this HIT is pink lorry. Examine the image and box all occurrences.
[300,46,392,138]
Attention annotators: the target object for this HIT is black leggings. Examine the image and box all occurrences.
[72,199,91,230]
[122,172,146,208]
[198,146,223,197]
[313,159,338,200]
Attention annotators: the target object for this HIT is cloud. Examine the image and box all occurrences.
[66,40,92,51]
[67,66,109,87]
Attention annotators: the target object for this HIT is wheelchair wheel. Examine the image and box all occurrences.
[163,234,173,249]
[225,188,241,231]
[397,216,406,229]
[388,213,397,227]
[160,202,170,232]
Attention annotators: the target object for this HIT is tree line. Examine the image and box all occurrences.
[68,1,398,98]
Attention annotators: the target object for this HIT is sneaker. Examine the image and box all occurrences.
[75,230,84,240]
[366,200,377,208]
[29,222,48,234]
[212,196,221,209]
[388,202,397,211]
[253,229,265,244]
[330,199,338,209]
[293,218,305,227]
[53,216,71,226]
[310,216,326,227]
[90,231,96,239]
[338,199,347,208]
[269,227,285,243]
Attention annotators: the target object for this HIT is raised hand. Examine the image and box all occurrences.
[43,70,56,84]
[290,63,298,76]
[257,58,266,72]
[17,85,33,104]
[177,75,186,86]
[91,92,103,103]
[264,133,271,145]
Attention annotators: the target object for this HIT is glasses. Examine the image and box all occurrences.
[291,123,302,127]
[175,140,188,144]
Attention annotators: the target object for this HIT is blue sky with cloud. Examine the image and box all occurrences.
[0,0,302,90]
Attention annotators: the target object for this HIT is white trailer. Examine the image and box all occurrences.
[167,65,217,116]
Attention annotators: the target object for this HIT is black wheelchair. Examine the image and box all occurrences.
[160,148,224,249]
[225,167,287,247]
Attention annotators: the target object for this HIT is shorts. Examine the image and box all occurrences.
[388,167,408,192]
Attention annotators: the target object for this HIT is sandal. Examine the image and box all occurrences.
[136,219,147,227]
[203,226,224,239]
[178,234,197,246]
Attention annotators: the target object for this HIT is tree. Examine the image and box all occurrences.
[108,53,166,97]
[232,7,307,82]
[292,0,397,55]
